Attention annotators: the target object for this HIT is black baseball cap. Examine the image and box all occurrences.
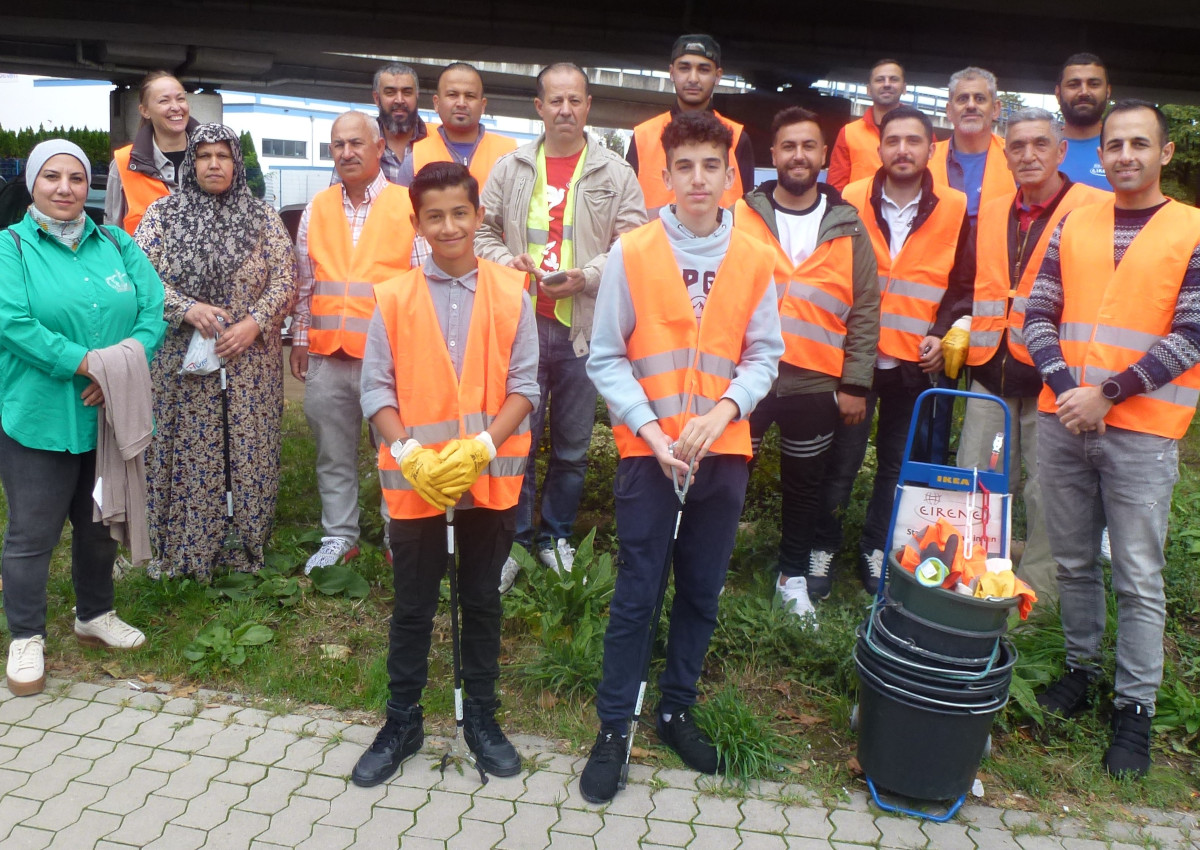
[671,34,721,66]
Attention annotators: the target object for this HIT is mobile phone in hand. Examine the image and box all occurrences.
[541,270,569,286]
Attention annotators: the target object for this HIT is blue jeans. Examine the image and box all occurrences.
[1037,414,1177,712]
[595,455,749,727]
[516,314,597,551]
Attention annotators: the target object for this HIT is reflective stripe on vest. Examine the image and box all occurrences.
[526,144,585,327]
[842,115,882,188]
[113,145,171,235]
[1036,198,1200,439]
[969,183,1108,366]
[633,110,745,217]
[928,133,1014,212]
[306,183,416,359]
[610,221,774,459]
[844,177,966,362]
[410,128,517,190]
[732,198,856,377]
[375,260,531,519]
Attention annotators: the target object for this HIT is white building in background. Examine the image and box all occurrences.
[0,75,540,209]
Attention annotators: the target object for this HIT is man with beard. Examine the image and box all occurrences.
[372,62,428,183]
[627,34,755,218]
[838,106,974,593]
[1055,54,1112,190]
[828,59,907,192]
[476,63,645,592]
[398,62,517,189]
[733,107,879,614]
[930,66,1014,222]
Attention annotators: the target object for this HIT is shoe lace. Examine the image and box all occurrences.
[469,704,505,745]
[91,611,138,640]
[809,551,834,578]
[369,715,408,753]
[317,538,347,558]
[865,550,884,578]
[591,730,625,763]
[11,637,42,667]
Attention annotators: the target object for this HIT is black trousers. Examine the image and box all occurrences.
[386,507,515,709]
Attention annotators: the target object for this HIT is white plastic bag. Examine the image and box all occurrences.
[180,327,219,375]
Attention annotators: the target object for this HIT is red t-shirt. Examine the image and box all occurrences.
[535,150,583,320]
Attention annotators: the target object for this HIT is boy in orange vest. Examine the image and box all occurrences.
[580,112,783,803]
[352,162,539,787]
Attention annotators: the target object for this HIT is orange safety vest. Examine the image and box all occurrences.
[112,145,171,235]
[732,198,855,377]
[610,220,774,460]
[375,260,531,520]
[1037,198,1200,440]
[410,128,518,191]
[837,114,883,190]
[633,110,745,215]
[306,183,416,359]
[969,182,1108,367]
[843,176,967,362]
[928,133,1014,212]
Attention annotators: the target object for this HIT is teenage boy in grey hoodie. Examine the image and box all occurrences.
[580,112,782,804]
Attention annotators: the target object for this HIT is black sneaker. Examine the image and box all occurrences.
[463,696,521,777]
[806,549,835,601]
[857,548,884,595]
[1035,667,1094,718]
[580,726,627,804]
[351,704,424,787]
[656,708,723,775]
[1103,703,1152,778]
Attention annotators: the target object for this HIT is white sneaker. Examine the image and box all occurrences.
[537,539,575,574]
[1099,528,1112,564]
[776,575,818,630]
[305,537,360,575]
[7,635,45,696]
[75,611,146,649]
[498,555,521,594]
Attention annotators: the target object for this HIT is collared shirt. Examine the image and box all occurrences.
[292,171,427,345]
[879,188,922,258]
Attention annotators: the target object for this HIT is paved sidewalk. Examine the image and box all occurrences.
[1,679,1197,849]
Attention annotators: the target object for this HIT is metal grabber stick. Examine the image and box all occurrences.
[439,507,488,784]
[620,451,693,789]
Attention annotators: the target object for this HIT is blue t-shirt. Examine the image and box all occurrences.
[447,139,476,165]
[1061,135,1109,190]
[952,150,988,219]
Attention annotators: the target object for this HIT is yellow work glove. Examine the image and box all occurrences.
[397,441,456,510]
[429,432,496,502]
[942,326,970,380]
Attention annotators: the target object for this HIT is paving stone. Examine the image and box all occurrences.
[496,801,560,849]
[126,712,195,748]
[52,700,120,736]
[314,739,370,778]
[551,769,602,813]
[656,767,701,790]
[589,812,650,847]
[158,717,228,755]
[304,717,349,739]
[236,767,307,815]
[971,826,1022,850]
[1061,839,1110,850]
[295,772,348,801]
[376,784,432,812]
[90,689,164,710]
[737,832,790,850]
[320,781,388,829]
[689,822,743,850]
[0,693,47,724]
[197,723,264,759]
[17,697,89,731]
[437,759,497,794]
[216,760,270,786]
[159,697,201,716]
[0,725,45,750]
[254,797,331,846]
[1003,811,1049,831]
[155,754,226,800]
[829,809,881,844]
[11,754,91,800]
[337,724,379,747]
[93,841,135,850]
[4,826,54,850]
[90,707,149,743]
[275,736,330,772]
[204,808,270,849]
[197,704,241,724]
[238,728,297,766]
[601,780,655,817]
[141,823,207,850]
[625,762,656,784]
[520,767,572,805]
[643,818,695,846]
[550,807,603,836]
[1049,818,1094,840]
[347,806,416,846]
[41,808,117,845]
[531,753,579,775]
[922,819,976,850]
[783,806,832,839]
[0,766,34,797]
[62,682,107,701]
[961,806,1008,830]
[1015,836,1066,850]
[5,730,77,772]
[446,817,506,849]
[137,747,191,773]
[174,781,251,830]
[0,794,42,841]
[233,707,275,728]
[877,814,929,848]
[101,793,187,846]
[839,790,873,813]
[741,799,789,835]
[1144,825,1192,850]
[0,742,17,766]
[691,795,743,828]
[295,823,356,850]
[21,779,106,830]
[405,788,474,840]
[60,734,116,761]
[264,713,314,735]
[537,833,594,850]
[650,787,701,823]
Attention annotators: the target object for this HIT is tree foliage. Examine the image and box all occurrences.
[1162,104,1200,204]
[239,131,266,199]
[0,125,112,176]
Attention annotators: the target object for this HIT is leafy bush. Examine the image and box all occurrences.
[693,685,785,784]
[308,564,370,599]
[184,621,274,673]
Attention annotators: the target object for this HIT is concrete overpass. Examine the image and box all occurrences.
[2,1,1198,156]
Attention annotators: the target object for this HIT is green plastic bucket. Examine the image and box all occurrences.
[886,551,1016,633]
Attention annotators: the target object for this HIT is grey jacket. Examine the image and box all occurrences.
[475,133,647,355]
[738,181,880,396]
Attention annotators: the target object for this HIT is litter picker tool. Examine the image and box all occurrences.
[620,451,693,789]
[439,507,489,785]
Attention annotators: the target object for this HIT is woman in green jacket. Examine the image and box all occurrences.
[0,140,167,697]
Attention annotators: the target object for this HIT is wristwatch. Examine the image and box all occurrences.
[390,438,408,461]
[1100,378,1122,402]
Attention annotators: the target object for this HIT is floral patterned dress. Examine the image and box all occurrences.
[135,202,296,579]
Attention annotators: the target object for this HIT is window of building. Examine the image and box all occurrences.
[319,142,332,161]
[262,138,307,158]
